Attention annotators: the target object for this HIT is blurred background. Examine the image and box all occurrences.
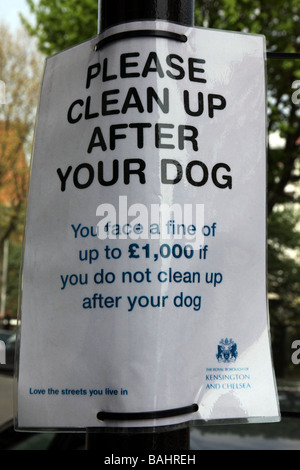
[1,0,300,450]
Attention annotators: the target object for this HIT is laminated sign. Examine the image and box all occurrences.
[17,21,280,430]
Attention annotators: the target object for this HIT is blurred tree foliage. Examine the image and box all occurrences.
[0,25,43,322]
[21,0,300,376]
[5,242,23,318]
[21,0,98,56]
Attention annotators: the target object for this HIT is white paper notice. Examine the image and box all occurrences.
[17,22,280,430]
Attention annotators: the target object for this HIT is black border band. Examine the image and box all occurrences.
[95,29,188,50]
[281,411,300,419]
[97,404,198,421]
[267,52,300,60]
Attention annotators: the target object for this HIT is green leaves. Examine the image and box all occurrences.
[21,0,98,55]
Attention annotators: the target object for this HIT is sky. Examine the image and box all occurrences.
[0,0,35,31]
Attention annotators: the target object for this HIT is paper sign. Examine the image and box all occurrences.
[17,21,280,429]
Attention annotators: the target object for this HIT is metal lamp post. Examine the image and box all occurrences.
[86,0,195,452]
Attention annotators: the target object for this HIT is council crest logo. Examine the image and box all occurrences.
[216,338,238,363]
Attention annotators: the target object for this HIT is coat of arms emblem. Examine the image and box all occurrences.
[216,338,238,363]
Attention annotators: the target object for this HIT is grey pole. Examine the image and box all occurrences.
[86,0,195,452]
